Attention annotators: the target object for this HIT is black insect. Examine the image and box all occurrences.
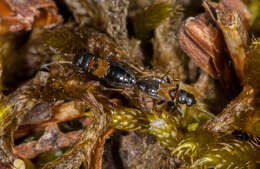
[137,77,196,110]
[73,53,136,87]
[175,89,195,106]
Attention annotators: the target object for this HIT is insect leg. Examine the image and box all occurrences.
[167,101,175,111]
[176,105,182,114]
[166,75,171,83]
[105,52,113,61]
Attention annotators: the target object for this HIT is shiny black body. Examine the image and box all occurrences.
[73,53,136,87]
[137,77,166,98]
[176,89,195,106]
[137,77,196,107]
[105,62,136,87]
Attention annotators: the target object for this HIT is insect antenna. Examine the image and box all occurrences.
[40,61,72,70]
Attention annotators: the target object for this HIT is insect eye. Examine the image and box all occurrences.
[186,98,193,106]
[186,94,195,106]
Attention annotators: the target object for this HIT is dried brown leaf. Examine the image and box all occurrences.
[219,0,252,28]
[90,128,114,169]
[13,124,81,159]
[179,13,238,94]
[179,14,218,78]
[203,0,249,83]
[0,0,62,34]
[203,85,259,136]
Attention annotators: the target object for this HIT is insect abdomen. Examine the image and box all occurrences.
[104,62,136,87]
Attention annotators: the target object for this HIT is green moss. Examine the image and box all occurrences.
[0,104,12,134]
[180,103,215,130]
[111,103,215,150]
[44,28,87,54]
[111,107,149,132]
[146,110,181,148]
[187,123,199,132]
[133,2,179,40]
[249,1,260,26]
[191,138,260,169]
[173,131,260,168]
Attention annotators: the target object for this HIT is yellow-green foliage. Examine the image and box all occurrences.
[173,131,260,169]
[44,28,86,54]
[172,130,214,163]
[111,107,183,147]
[0,104,12,135]
[111,105,214,150]
[111,107,149,132]
[249,0,260,26]
[179,102,215,130]
[191,138,259,169]
[111,107,182,148]
[146,110,181,148]
[110,104,260,168]
[133,2,179,40]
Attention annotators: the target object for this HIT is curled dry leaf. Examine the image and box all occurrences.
[203,85,257,135]
[0,0,62,34]
[0,81,42,164]
[179,13,238,94]
[90,128,114,169]
[14,100,88,139]
[204,40,260,137]
[179,13,218,78]
[219,0,252,28]
[41,105,110,169]
[203,0,250,83]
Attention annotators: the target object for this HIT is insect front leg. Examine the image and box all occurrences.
[105,52,113,61]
